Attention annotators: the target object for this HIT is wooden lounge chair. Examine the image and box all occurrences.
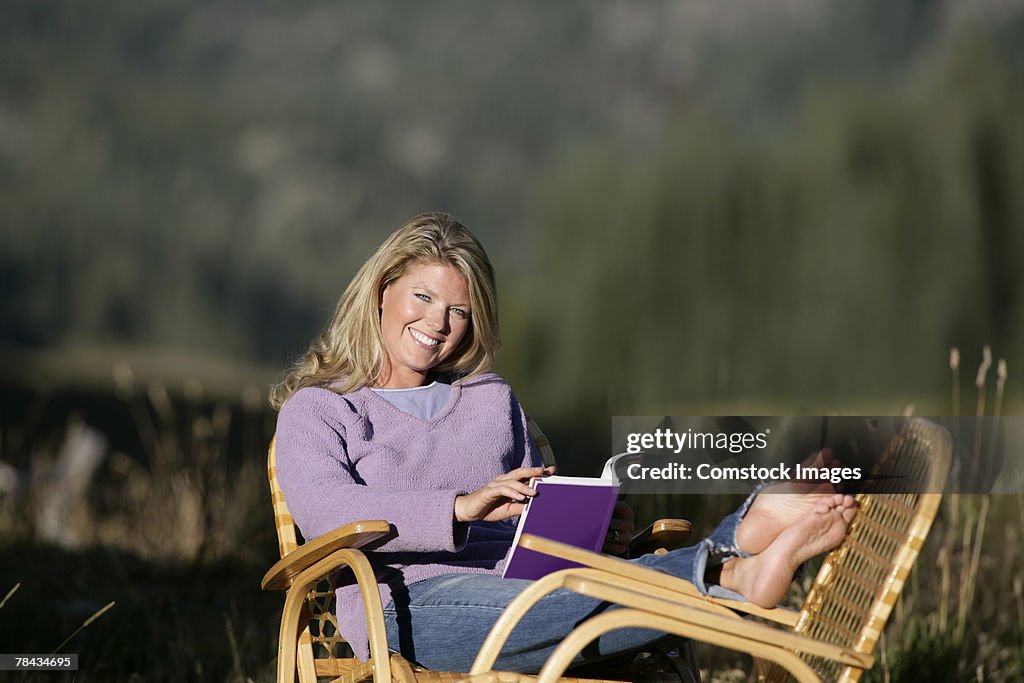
[462,417,953,683]
[261,415,694,683]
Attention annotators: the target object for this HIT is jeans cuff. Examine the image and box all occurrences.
[690,486,765,600]
[690,537,748,601]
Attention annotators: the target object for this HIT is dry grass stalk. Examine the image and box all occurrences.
[938,543,950,635]
[52,600,115,655]
[1015,574,1024,641]
[941,346,961,633]
[994,359,1007,417]
[971,345,992,485]
[958,494,990,641]
[950,347,960,415]
[985,360,1008,485]
[956,348,993,641]
[225,616,244,681]
[0,582,19,609]
[880,630,890,683]
[148,380,180,476]
[113,362,160,466]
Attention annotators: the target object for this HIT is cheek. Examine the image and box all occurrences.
[380,305,409,344]
[381,295,418,331]
[450,318,471,346]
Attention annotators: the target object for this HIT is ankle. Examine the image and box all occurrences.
[716,558,742,594]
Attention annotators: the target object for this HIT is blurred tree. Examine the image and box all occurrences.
[516,33,1023,469]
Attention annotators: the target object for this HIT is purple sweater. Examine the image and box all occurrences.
[275,372,542,661]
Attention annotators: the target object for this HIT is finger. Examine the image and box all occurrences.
[503,502,527,518]
[491,483,536,503]
[494,480,539,497]
[482,501,527,523]
[488,476,537,499]
[497,466,550,482]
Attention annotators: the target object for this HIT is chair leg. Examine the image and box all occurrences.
[277,586,310,683]
[678,640,701,683]
[651,637,701,683]
[388,654,418,683]
[296,610,317,683]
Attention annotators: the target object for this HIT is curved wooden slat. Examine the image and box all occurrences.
[277,547,394,683]
[560,576,872,668]
[534,608,822,683]
[519,533,797,624]
[471,566,747,675]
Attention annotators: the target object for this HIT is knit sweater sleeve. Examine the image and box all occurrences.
[275,388,466,553]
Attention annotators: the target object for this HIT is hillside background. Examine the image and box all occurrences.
[1,1,1023,681]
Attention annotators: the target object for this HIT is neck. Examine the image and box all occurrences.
[376,367,431,389]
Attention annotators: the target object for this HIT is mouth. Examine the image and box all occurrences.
[408,328,442,348]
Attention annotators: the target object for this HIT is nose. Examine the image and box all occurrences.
[424,306,449,334]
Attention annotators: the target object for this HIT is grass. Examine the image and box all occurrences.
[0,543,281,682]
[0,350,1022,681]
[0,368,281,682]
[858,348,1023,682]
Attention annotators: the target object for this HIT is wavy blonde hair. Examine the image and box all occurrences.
[270,212,499,409]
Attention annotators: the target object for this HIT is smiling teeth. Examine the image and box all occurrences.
[410,329,440,346]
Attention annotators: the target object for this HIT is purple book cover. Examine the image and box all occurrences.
[502,476,619,581]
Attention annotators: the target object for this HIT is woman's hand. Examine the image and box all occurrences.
[602,501,635,556]
[454,466,556,523]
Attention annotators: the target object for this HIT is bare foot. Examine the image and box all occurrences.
[722,496,857,607]
[736,449,856,555]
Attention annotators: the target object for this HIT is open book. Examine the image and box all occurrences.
[502,452,635,580]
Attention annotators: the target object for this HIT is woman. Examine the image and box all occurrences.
[272,212,856,673]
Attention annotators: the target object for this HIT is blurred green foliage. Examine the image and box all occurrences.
[1,5,1023,679]
[506,36,1024,443]
[0,1,1021,434]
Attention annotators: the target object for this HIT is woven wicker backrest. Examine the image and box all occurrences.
[764,418,952,683]
[525,413,557,468]
[267,413,558,676]
[268,437,301,557]
[268,436,356,674]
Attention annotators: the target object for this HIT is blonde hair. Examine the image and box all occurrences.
[270,212,499,409]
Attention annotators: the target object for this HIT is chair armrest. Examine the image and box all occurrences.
[261,520,393,590]
[707,595,799,627]
[630,518,692,556]
[520,533,799,625]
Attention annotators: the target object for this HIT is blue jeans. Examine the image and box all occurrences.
[383,495,756,673]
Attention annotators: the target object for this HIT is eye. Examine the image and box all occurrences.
[449,307,468,319]
[414,293,430,302]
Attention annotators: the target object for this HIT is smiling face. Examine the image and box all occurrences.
[378,261,472,388]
